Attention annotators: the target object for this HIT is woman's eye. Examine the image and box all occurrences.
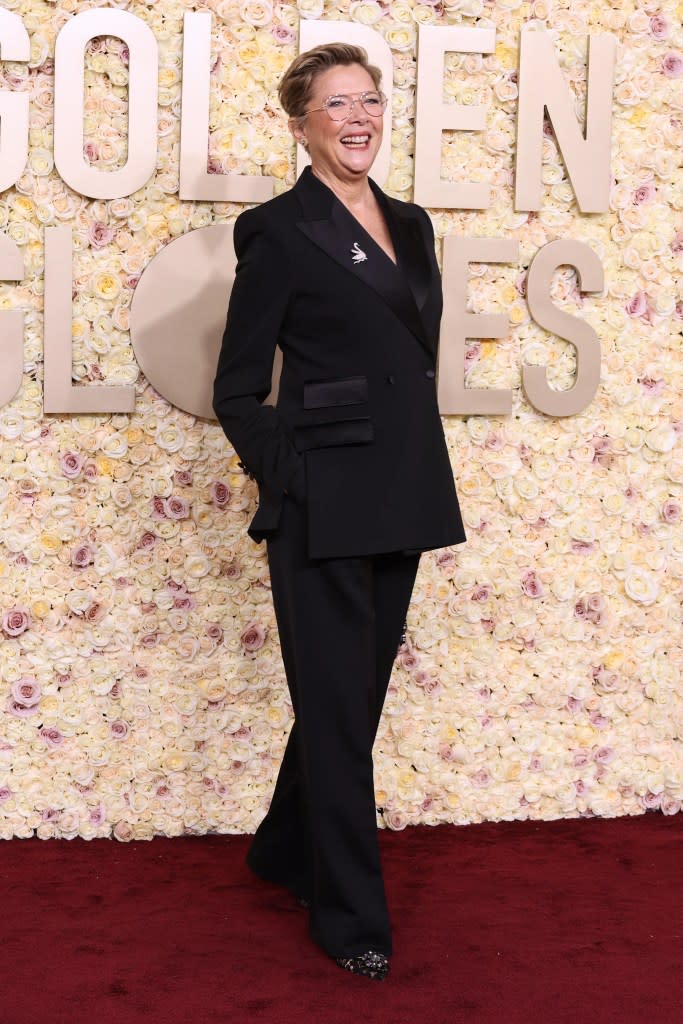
[327,97,346,108]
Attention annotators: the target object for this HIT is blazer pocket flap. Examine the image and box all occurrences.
[294,417,373,451]
[303,375,368,409]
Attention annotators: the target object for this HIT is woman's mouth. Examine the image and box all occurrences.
[340,134,370,148]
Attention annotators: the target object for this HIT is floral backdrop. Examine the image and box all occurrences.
[0,0,681,840]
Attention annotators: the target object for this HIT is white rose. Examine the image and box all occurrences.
[623,569,659,605]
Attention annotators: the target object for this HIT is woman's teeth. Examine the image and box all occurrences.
[341,135,369,146]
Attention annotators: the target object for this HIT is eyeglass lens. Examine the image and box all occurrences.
[324,93,386,120]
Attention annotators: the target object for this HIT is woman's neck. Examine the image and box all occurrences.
[310,165,373,212]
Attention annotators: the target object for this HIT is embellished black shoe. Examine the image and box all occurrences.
[335,951,390,981]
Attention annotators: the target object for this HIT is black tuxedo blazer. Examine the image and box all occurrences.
[213,165,465,559]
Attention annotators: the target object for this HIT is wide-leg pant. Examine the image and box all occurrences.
[245,490,420,958]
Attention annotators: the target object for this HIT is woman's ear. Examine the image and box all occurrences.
[288,117,308,150]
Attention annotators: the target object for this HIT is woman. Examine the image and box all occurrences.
[213,43,465,981]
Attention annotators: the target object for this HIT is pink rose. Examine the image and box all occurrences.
[672,232,683,255]
[205,622,223,642]
[83,462,98,481]
[151,495,167,519]
[662,52,683,77]
[89,804,106,825]
[111,720,129,740]
[3,607,31,637]
[594,746,615,765]
[71,543,93,568]
[649,15,670,39]
[471,585,490,602]
[271,23,295,43]
[173,595,195,611]
[220,560,241,578]
[398,648,419,670]
[138,531,156,550]
[211,481,231,508]
[60,451,84,478]
[11,677,41,706]
[484,432,504,450]
[164,495,190,520]
[661,500,681,523]
[113,820,134,842]
[625,291,648,318]
[384,810,407,830]
[521,570,543,598]
[0,786,11,802]
[84,601,105,623]
[464,343,481,373]
[7,698,39,718]
[240,621,267,653]
[41,727,64,748]
[469,768,492,788]
[633,182,655,204]
[87,222,116,249]
[174,469,193,486]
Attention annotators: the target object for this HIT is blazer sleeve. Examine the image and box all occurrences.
[212,207,302,497]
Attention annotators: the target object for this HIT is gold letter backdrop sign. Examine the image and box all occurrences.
[0,1,681,841]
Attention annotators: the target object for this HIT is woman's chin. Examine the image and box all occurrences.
[336,148,376,176]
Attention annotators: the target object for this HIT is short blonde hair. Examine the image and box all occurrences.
[278,43,382,120]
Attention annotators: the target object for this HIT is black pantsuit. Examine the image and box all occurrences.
[213,166,465,958]
[245,490,420,956]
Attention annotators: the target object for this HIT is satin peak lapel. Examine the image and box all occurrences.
[384,200,432,316]
[295,172,433,355]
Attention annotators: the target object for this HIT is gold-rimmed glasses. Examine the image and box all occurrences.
[304,91,388,121]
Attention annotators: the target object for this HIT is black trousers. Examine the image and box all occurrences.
[245,491,420,958]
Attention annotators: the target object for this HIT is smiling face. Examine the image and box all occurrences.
[290,63,384,188]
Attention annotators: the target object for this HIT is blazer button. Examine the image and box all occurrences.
[425,369,435,379]
[386,374,395,384]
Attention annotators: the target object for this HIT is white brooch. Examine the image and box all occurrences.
[350,241,367,264]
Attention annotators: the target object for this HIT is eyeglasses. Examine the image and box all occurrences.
[304,91,388,122]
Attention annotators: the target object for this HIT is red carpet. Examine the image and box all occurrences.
[1,813,681,1024]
